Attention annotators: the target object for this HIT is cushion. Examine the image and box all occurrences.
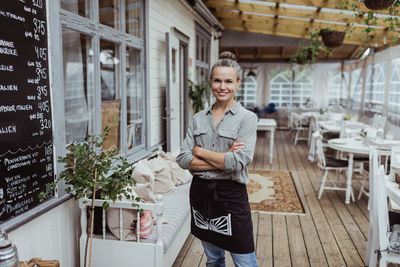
[149,157,175,194]
[134,182,155,203]
[106,209,153,241]
[159,151,192,185]
[326,157,348,168]
[132,159,154,185]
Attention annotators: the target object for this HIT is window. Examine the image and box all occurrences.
[350,68,362,110]
[61,0,147,158]
[60,0,90,17]
[62,29,94,144]
[195,24,211,85]
[269,69,313,108]
[389,58,400,126]
[364,63,385,114]
[328,71,348,106]
[237,73,257,107]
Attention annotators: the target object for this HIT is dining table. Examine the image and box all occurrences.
[328,138,400,204]
[257,119,277,164]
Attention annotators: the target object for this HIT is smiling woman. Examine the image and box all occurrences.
[177,51,259,267]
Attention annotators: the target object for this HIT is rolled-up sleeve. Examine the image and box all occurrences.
[224,112,258,172]
[176,119,195,170]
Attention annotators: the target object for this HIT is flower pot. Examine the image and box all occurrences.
[321,31,346,48]
[363,0,395,10]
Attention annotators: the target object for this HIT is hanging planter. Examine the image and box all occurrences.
[363,0,396,10]
[320,30,346,48]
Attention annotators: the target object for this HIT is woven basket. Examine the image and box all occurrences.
[321,31,345,48]
[363,0,395,10]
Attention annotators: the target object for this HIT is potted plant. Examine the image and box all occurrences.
[188,80,209,113]
[364,0,396,10]
[338,0,400,45]
[319,28,346,48]
[39,125,139,267]
[290,36,331,65]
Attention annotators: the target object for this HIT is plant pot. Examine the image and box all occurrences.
[321,31,346,48]
[363,0,395,10]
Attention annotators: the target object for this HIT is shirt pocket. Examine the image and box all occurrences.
[193,128,208,147]
[218,129,238,150]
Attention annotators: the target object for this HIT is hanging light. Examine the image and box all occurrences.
[247,69,256,77]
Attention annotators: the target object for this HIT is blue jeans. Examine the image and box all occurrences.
[201,240,258,267]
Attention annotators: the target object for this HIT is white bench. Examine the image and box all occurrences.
[79,182,191,267]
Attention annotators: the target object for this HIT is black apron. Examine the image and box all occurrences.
[190,176,255,254]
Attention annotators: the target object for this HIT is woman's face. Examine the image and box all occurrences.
[211,66,241,103]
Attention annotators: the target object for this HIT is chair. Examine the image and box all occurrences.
[372,114,387,131]
[339,123,369,174]
[290,112,309,145]
[264,102,277,116]
[315,135,350,199]
[366,164,400,267]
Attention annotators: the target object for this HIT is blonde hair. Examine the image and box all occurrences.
[209,51,242,80]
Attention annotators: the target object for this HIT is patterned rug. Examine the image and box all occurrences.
[247,170,305,214]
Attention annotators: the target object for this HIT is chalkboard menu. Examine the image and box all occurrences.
[0,0,54,222]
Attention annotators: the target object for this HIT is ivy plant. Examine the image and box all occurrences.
[338,0,400,45]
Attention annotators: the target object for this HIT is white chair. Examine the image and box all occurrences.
[339,123,364,139]
[359,143,400,200]
[291,112,309,145]
[367,165,400,267]
[372,114,387,131]
[315,135,350,199]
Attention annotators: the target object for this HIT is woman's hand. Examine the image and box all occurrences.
[192,145,203,157]
[228,138,245,152]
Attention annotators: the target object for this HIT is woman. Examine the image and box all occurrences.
[176,51,258,267]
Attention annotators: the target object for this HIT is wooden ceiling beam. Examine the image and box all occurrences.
[217,11,398,43]
[256,0,396,14]
[205,0,394,28]
[221,21,388,46]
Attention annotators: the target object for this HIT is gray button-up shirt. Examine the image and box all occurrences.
[176,102,258,184]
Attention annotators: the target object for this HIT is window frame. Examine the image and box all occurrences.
[57,0,149,165]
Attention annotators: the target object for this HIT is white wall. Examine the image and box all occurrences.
[9,199,80,266]
[148,0,219,147]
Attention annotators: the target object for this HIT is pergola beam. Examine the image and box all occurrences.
[216,11,397,46]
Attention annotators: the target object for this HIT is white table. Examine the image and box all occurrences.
[386,177,400,205]
[328,138,370,204]
[328,138,400,204]
[257,119,276,164]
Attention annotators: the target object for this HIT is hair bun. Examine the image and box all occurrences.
[219,51,236,62]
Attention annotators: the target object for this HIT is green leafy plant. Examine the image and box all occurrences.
[39,125,139,208]
[291,28,336,65]
[39,125,139,267]
[188,80,209,113]
[338,0,400,45]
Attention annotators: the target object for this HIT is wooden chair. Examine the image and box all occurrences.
[315,135,350,199]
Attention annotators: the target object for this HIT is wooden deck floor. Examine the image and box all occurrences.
[172,129,372,267]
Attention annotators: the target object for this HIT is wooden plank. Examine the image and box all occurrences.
[273,215,292,267]
[283,131,346,266]
[256,213,273,267]
[286,215,311,267]
[327,191,367,263]
[210,6,391,29]
[291,139,364,266]
[219,15,395,44]
[172,234,195,267]
[180,237,204,267]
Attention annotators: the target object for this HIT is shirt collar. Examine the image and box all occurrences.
[206,102,241,115]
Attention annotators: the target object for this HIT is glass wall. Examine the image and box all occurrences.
[270,69,312,108]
